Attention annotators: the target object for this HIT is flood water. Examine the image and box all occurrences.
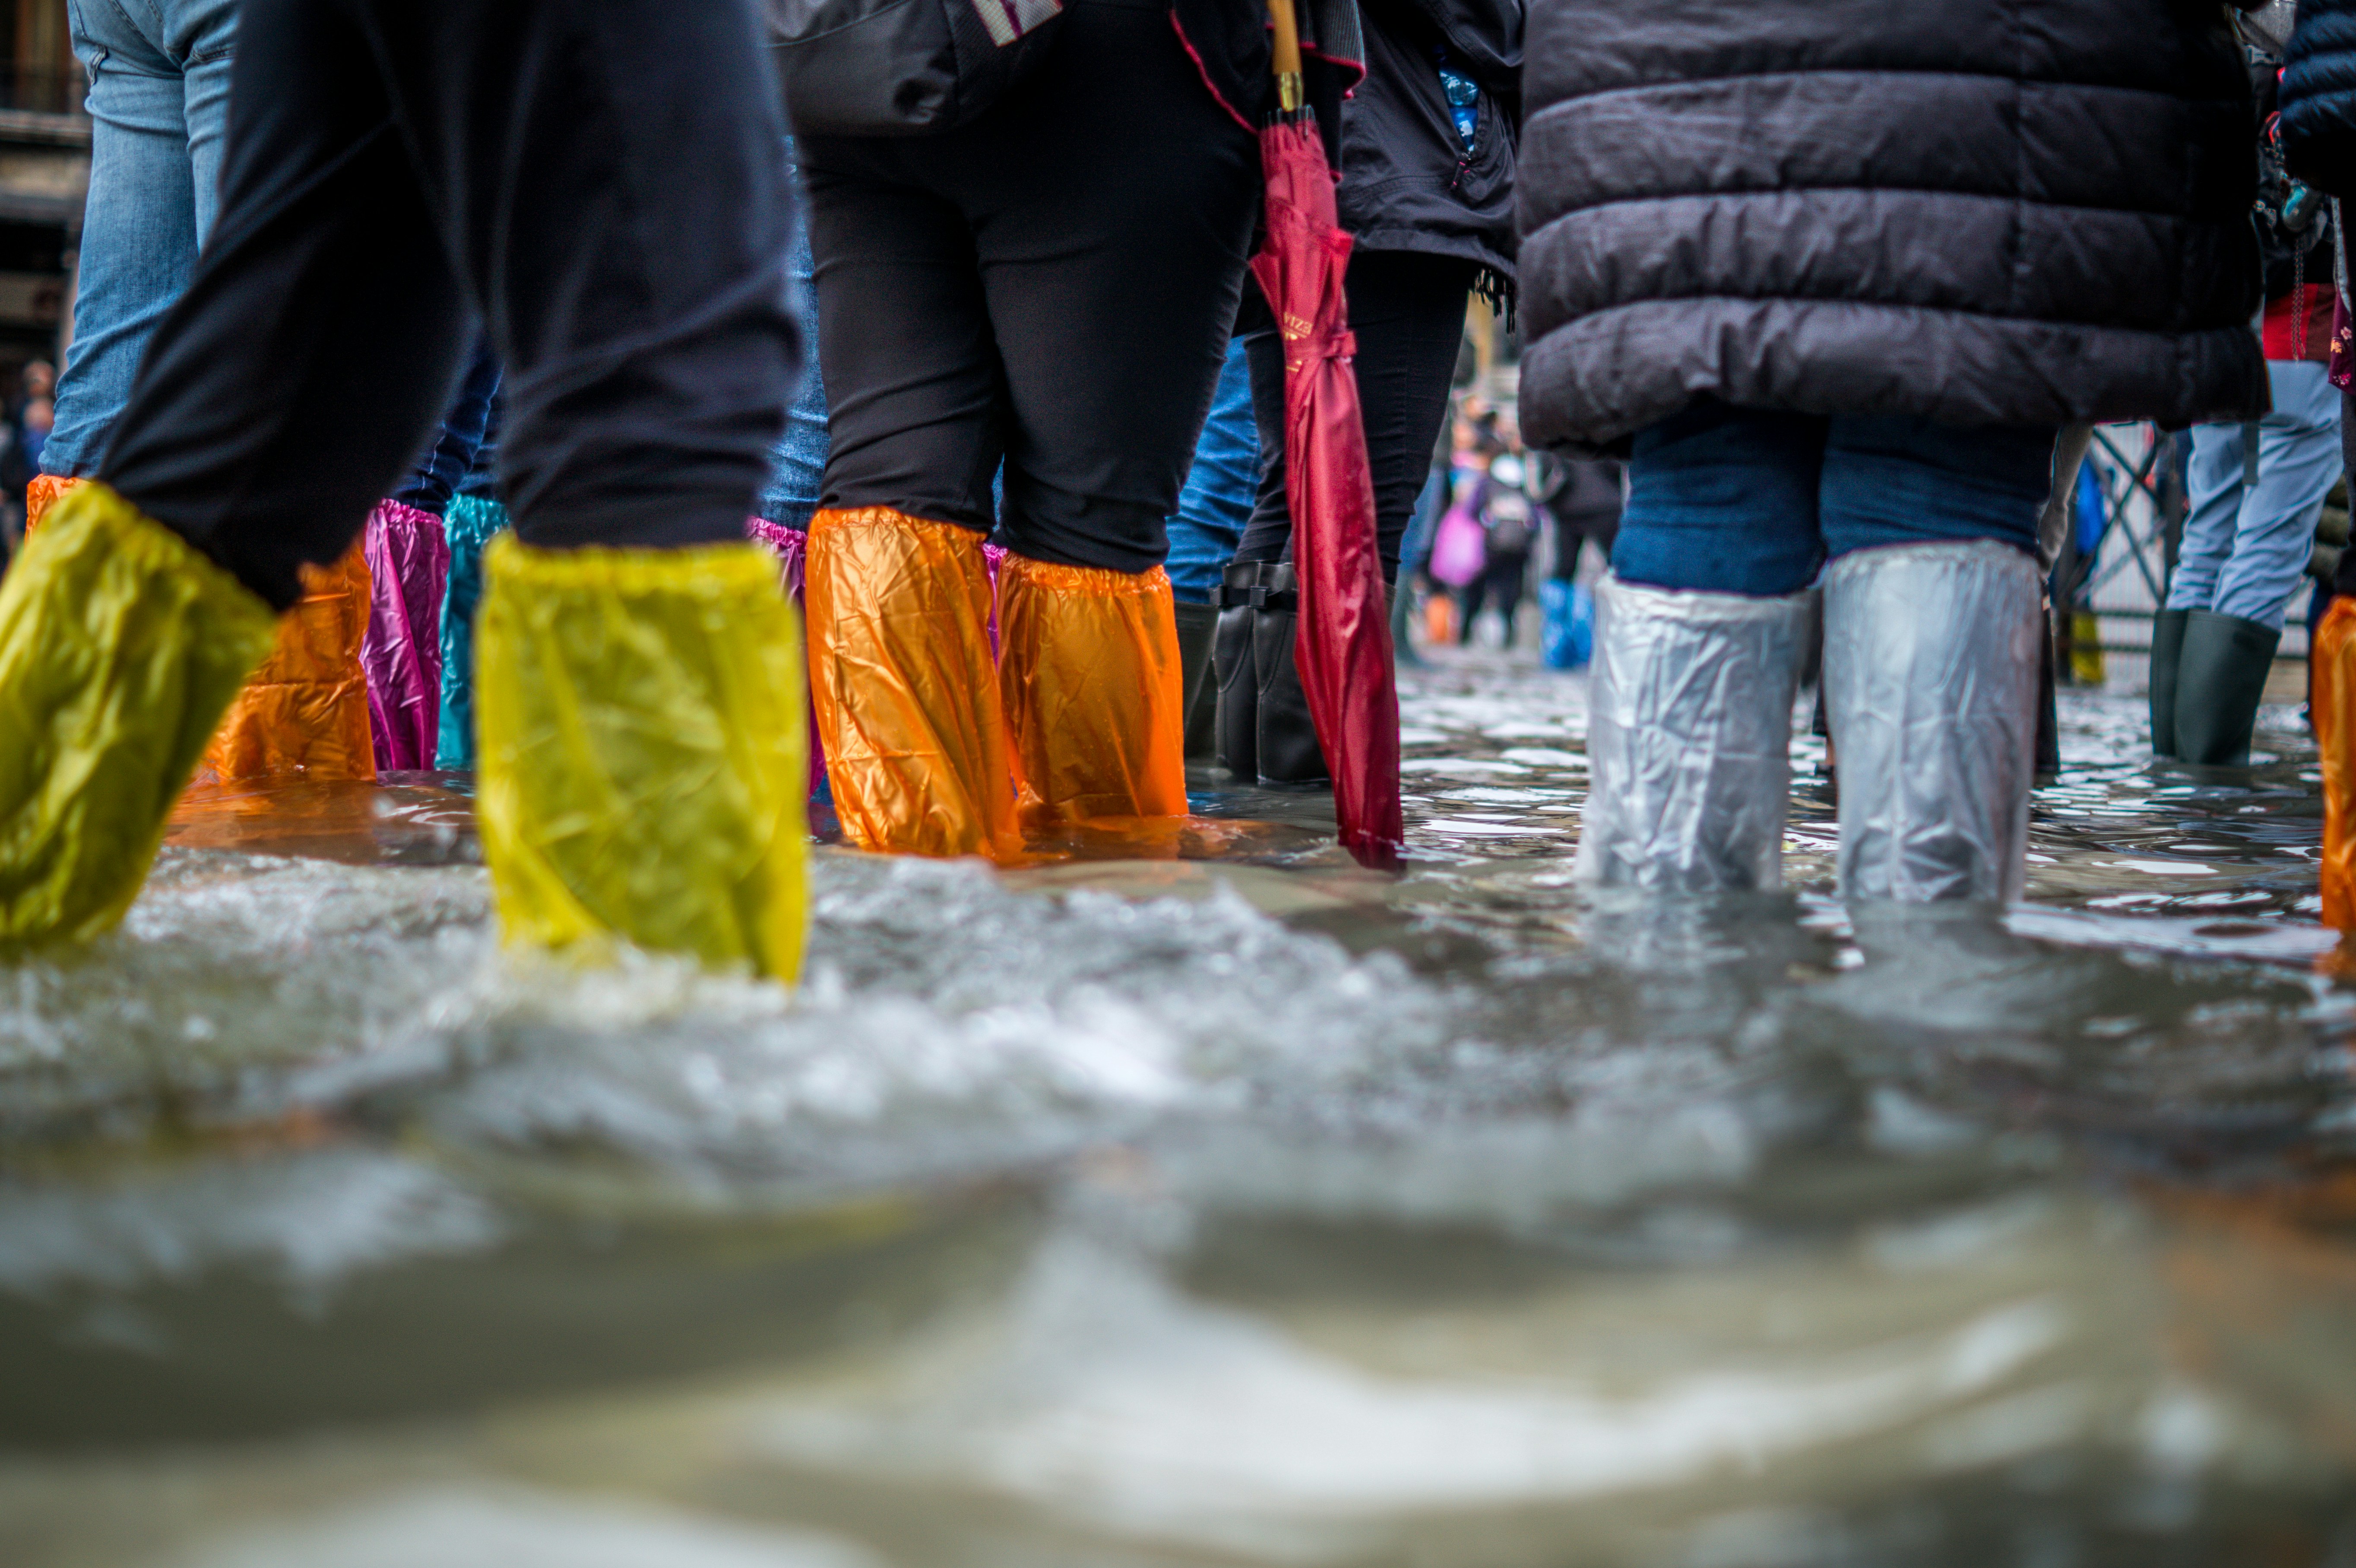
[4,654,2356,1567]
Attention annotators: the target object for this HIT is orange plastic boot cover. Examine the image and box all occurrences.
[2318,597,2356,929]
[24,475,83,537]
[996,554,1188,829]
[201,541,377,782]
[806,506,1020,859]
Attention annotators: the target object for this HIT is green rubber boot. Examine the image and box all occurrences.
[2147,607,2190,758]
[2172,609,2280,765]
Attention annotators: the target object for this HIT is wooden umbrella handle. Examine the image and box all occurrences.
[1267,0,1303,111]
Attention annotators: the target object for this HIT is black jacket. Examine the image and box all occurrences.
[2283,0,2356,197]
[1337,0,1521,294]
[1516,0,2268,453]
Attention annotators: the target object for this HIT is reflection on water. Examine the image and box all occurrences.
[3,659,2355,1565]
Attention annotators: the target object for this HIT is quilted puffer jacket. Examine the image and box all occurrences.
[1516,0,2270,452]
[2283,0,2356,195]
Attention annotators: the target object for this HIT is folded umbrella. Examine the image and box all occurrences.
[1252,0,1403,868]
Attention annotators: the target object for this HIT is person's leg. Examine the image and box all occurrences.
[1457,567,1489,642]
[1490,548,1529,647]
[2209,362,2341,628]
[2167,422,2253,613]
[1165,336,1257,760]
[1576,402,1822,891]
[1225,249,1471,780]
[2173,364,2341,764]
[97,0,470,606]
[41,4,202,479]
[1346,251,1480,579]
[1165,338,1257,605]
[755,155,831,534]
[1817,416,2052,901]
[797,149,1020,859]
[349,0,804,971]
[972,0,1257,823]
[3,0,432,944]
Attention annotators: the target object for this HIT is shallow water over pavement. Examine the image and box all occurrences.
[3,656,2355,1566]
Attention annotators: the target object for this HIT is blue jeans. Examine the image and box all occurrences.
[1612,402,2055,596]
[1162,336,1258,604]
[2166,359,2340,631]
[754,170,829,530]
[44,0,238,477]
[391,336,501,514]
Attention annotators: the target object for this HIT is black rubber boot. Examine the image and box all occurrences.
[2148,606,2190,758]
[1212,561,1262,779]
[2036,597,2061,784]
[1252,564,1331,788]
[2173,608,2281,765]
[1174,598,1220,762]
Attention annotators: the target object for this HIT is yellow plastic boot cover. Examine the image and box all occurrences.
[997,554,1188,828]
[0,482,276,946]
[202,541,377,782]
[806,507,1020,860]
[475,535,808,980]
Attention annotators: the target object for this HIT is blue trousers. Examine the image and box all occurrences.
[2166,359,2340,631]
[1162,336,1257,604]
[756,166,831,530]
[1612,402,2055,596]
[44,0,238,477]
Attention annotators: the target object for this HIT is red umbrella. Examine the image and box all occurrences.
[1251,0,1403,869]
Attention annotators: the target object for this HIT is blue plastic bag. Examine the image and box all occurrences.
[1539,579,1593,670]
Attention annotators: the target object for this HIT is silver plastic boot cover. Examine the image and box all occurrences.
[1574,574,1809,891]
[1823,541,2042,903]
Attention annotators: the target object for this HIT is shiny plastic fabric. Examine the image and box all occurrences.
[474,536,808,980]
[1252,114,1404,868]
[1823,541,2042,903]
[434,492,509,770]
[997,554,1188,829]
[22,474,84,537]
[807,506,1020,861]
[746,517,827,800]
[361,499,450,772]
[202,541,376,782]
[1573,574,1808,891]
[2315,596,2356,929]
[0,482,276,946]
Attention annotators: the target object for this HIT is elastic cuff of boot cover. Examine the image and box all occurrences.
[0,481,277,945]
[745,517,809,596]
[1823,540,2042,903]
[362,500,450,773]
[23,474,85,537]
[1572,573,1807,892]
[443,492,510,553]
[475,534,809,980]
[807,506,1020,860]
[203,539,377,782]
[998,554,1188,827]
[2317,598,2356,929]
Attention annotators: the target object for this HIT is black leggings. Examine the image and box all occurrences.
[799,0,1260,575]
[98,0,798,611]
[1235,248,1477,580]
